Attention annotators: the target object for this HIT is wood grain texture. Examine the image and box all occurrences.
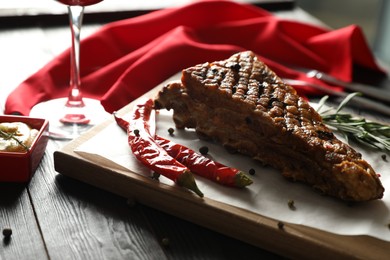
[0,184,48,260]
[141,206,283,260]
[29,141,168,260]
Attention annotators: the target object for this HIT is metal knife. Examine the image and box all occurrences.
[283,78,390,117]
[306,70,390,105]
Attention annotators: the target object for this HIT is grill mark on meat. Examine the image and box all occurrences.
[155,51,384,201]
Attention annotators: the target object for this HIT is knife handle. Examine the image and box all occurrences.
[350,95,390,117]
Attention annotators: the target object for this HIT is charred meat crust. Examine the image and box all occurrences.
[155,51,384,201]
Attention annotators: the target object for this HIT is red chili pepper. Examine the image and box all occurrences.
[115,101,252,188]
[155,136,252,188]
[114,99,203,197]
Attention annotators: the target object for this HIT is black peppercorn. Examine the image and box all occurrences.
[249,168,255,175]
[151,172,161,180]
[199,146,209,155]
[277,221,284,230]
[287,199,296,210]
[168,128,175,136]
[2,228,12,238]
[133,129,140,136]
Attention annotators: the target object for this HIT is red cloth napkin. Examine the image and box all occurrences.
[5,0,385,116]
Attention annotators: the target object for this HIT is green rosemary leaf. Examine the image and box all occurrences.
[0,129,29,151]
[316,95,330,114]
[317,92,390,152]
[335,92,362,114]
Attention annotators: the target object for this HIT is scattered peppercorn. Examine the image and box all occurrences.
[199,146,209,155]
[151,172,161,180]
[381,154,388,162]
[161,237,170,247]
[288,199,296,210]
[249,168,255,175]
[133,129,140,136]
[168,128,175,136]
[277,221,284,230]
[2,228,12,238]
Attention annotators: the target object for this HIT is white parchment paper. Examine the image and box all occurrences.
[75,109,390,242]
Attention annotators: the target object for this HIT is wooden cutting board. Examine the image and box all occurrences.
[53,85,390,260]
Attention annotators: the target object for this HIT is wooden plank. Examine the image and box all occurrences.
[27,140,168,260]
[0,183,48,260]
[140,206,282,259]
[53,87,390,260]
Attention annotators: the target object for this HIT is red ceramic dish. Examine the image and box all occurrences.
[0,115,49,182]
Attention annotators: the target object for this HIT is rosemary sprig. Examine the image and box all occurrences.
[0,127,29,151]
[317,93,390,152]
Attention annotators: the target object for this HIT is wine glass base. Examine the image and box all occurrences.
[30,97,110,140]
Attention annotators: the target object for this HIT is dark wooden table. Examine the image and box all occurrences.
[1,2,389,259]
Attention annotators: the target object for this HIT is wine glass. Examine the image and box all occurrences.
[30,0,109,140]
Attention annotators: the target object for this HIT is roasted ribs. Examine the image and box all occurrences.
[154,51,384,201]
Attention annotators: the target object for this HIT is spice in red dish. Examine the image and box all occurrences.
[114,99,203,197]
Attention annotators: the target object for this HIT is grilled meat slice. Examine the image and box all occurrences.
[154,51,384,201]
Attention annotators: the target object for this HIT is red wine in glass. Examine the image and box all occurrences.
[57,0,103,6]
[30,0,108,139]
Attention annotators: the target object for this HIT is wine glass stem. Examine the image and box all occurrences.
[67,5,84,108]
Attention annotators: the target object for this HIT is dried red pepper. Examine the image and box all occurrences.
[155,136,252,188]
[114,99,203,197]
[115,99,252,189]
